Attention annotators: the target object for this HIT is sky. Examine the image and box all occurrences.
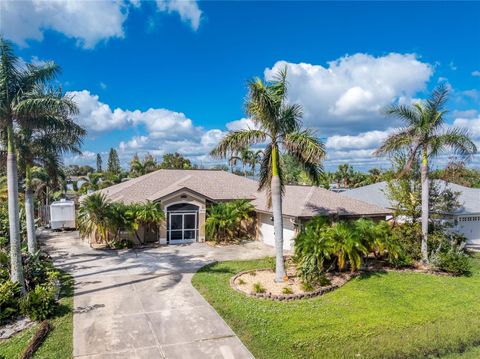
[2,0,480,171]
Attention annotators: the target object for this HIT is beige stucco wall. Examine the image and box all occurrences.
[158,190,207,244]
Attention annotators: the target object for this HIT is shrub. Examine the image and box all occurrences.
[111,238,134,249]
[205,200,254,243]
[294,217,407,284]
[430,233,471,275]
[294,217,335,286]
[282,287,293,294]
[391,223,422,260]
[252,282,266,293]
[0,280,20,324]
[20,283,57,321]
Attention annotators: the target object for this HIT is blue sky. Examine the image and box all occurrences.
[3,1,480,170]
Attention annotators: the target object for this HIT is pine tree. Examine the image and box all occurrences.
[107,148,121,175]
[96,153,102,173]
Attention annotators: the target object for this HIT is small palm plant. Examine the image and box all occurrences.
[327,222,368,272]
[375,85,477,262]
[211,67,326,282]
[126,201,164,244]
[205,200,254,243]
[77,193,113,245]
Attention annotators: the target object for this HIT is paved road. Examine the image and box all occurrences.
[42,231,274,359]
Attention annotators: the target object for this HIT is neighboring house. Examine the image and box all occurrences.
[97,169,390,250]
[341,181,480,246]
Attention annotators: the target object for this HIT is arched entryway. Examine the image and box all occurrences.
[166,203,199,244]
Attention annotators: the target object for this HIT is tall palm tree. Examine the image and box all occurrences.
[211,68,326,281]
[228,147,252,177]
[18,102,84,253]
[0,37,69,291]
[249,149,263,178]
[374,85,477,262]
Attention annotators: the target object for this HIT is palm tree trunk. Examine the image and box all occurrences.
[25,163,37,254]
[421,150,429,263]
[271,147,286,282]
[6,124,25,293]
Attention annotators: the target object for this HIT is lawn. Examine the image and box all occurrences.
[192,256,480,359]
[0,272,74,359]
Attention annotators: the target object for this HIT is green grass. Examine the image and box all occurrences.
[192,256,480,359]
[0,272,74,359]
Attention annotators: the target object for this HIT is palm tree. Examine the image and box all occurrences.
[228,147,252,177]
[205,200,254,243]
[0,37,69,291]
[17,88,83,254]
[211,67,326,281]
[77,193,112,245]
[249,149,263,178]
[126,201,164,244]
[374,85,477,262]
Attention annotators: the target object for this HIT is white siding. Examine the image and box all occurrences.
[456,215,480,245]
[257,213,296,250]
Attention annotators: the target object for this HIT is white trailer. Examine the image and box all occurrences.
[50,199,76,230]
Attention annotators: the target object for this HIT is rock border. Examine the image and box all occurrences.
[230,268,355,301]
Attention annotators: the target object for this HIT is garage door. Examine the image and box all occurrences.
[457,216,480,246]
[258,216,295,250]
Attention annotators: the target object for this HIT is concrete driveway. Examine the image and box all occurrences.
[42,231,275,359]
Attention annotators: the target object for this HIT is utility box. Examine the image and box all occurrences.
[50,199,76,230]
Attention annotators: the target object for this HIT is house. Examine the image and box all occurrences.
[341,181,480,246]
[97,169,390,249]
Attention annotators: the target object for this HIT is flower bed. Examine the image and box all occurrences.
[230,268,354,300]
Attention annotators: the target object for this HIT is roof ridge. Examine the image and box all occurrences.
[146,174,192,201]
[300,186,316,217]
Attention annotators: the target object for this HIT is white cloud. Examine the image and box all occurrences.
[99,82,107,90]
[226,118,257,131]
[63,151,97,166]
[156,0,202,31]
[453,116,480,139]
[325,129,392,151]
[471,70,480,77]
[264,53,433,135]
[1,0,127,49]
[1,0,202,48]
[67,90,130,132]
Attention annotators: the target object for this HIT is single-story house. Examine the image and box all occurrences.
[97,169,390,249]
[341,181,480,246]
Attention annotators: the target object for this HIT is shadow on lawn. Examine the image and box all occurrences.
[356,270,388,280]
[196,262,236,275]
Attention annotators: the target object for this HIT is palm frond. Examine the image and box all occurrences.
[385,104,421,127]
[210,129,267,158]
[373,128,416,156]
[430,127,477,160]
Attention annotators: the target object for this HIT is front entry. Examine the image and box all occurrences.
[167,203,199,244]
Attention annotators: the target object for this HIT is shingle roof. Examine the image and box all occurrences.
[252,185,391,218]
[99,169,259,204]
[341,180,480,215]
[99,169,390,218]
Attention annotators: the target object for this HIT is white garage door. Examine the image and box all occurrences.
[258,214,295,250]
[457,216,480,245]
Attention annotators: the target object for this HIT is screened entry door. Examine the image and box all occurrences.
[168,212,197,243]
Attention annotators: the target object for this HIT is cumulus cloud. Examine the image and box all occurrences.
[472,70,480,77]
[226,118,257,131]
[1,0,202,48]
[264,53,432,135]
[325,129,392,151]
[156,0,202,31]
[63,151,97,166]
[453,116,480,139]
[68,90,221,165]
